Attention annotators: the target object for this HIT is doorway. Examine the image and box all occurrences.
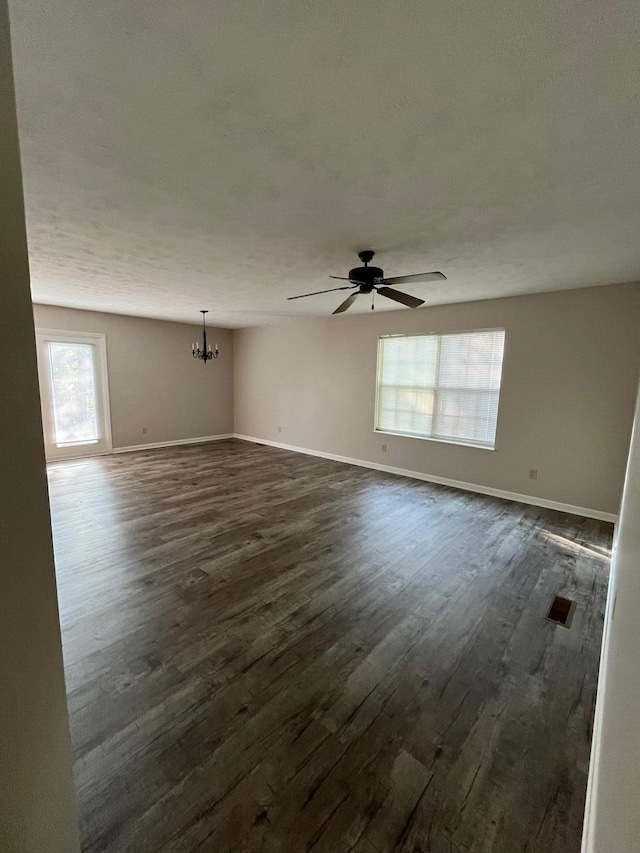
[36,330,112,461]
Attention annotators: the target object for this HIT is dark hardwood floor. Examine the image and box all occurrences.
[48,439,612,852]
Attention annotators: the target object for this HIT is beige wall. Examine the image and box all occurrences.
[0,2,80,850]
[234,283,640,516]
[582,378,640,852]
[33,305,234,449]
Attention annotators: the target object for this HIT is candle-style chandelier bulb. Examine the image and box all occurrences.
[192,310,219,363]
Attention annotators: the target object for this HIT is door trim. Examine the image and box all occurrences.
[35,329,113,461]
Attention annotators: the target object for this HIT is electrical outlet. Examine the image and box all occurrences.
[381,443,387,453]
[529,468,538,480]
[142,426,148,435]
[277,425,282,433]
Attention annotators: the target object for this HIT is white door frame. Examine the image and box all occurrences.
[35,329,113,461]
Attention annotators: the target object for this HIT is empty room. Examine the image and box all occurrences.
[2,2,640,853]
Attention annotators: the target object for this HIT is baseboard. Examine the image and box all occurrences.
[233,434,618,523]
[113,434,234,454]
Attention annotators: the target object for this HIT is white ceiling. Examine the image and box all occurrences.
[9,0,640,328]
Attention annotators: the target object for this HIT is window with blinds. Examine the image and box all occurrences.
[375,329,505,449]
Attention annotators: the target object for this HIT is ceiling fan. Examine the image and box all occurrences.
[287,250,446,314]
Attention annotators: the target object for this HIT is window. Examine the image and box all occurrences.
[47,342,99,446]
[35,330,112,461]
[375,329,505,449]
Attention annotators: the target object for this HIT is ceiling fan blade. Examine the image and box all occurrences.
[333,292,360,314]
[329,276,363,284]
[377,286,425,309]
[287,286,353,300]
[381,271,446,285]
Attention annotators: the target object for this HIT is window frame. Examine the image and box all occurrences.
[373,328,506,451]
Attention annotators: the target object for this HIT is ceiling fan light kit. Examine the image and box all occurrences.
[287,251,446,314]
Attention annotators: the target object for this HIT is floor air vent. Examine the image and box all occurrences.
[546,595,576,628]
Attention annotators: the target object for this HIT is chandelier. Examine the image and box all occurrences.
[191,310,219,364]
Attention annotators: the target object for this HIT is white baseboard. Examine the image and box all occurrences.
[113,434,234,454]
[233,434,618,523]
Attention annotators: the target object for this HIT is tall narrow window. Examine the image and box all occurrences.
[375,329,505,449]
[36,330,112,461]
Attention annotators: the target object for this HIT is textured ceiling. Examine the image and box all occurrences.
[9,0,640,327]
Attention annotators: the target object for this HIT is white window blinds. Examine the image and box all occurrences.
[375,329,505,449]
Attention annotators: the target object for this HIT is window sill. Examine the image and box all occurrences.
[373,429,496,451]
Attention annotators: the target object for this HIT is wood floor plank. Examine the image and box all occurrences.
[47,440,612,852]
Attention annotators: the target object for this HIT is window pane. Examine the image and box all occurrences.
[434,389,500,445]
[439,331,504,389]
[48,342,99,446]
[377,386,434,435]
[380,335,437,387]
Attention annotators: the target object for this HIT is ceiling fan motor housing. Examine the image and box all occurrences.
[348,265,384,288]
